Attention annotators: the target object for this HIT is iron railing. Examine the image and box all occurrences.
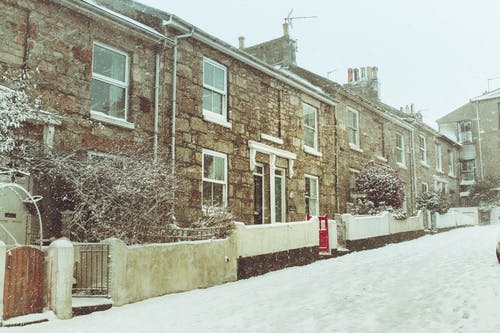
[73,243,110,297]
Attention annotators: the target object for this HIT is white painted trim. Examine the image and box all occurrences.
[92,42,130,122]
[248,140,296,178]
[397,162,408,170]
[304,174,319,216]
[347,107,360,147]
[202,57,228,122]
[260,133,284,145]
[375,155,387,162]
[90,111,135,129]
[201,149,228,208]
[349,143,364,153]
[253,163,265,224]
[273,167,286,223]
[420,161,431,168]
[303,102,318,150]
[395,132,406,166]
[304,146,323,157]
[202,112,232,128]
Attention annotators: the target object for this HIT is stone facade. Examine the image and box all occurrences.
[438,90,500,202]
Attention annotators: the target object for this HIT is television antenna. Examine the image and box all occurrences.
[284,9,317,28]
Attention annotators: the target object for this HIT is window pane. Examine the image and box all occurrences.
[348,128,357,145]
[202,181,212,206]
[275,176,283,222]
[212,92,223,115]
[93,45,126,82]
[203,88,212,112]
[305,177,310,197]
[90,79,126,119]
[304,127,315,148]
[204,62,214,86]
[348,111,357,128]
[212,183,224,206]
[213,67,225,91]
[303,105,316,127]
[310,178,318,199]
[309,198,318,215]
[213,156,225,181]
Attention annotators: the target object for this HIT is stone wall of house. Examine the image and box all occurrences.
[0,0,164,238]
[335,97,415,213]
[169,36,337,224]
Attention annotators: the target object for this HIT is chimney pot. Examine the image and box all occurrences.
[372,66,378,80]
[347,68,353,83]
[238,36,245,49]
[354,68,359,82]
[283,23,289,36]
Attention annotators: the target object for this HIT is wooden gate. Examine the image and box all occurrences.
[307,214,330,253]
[3,246,44,320]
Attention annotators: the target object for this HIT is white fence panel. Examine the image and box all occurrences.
[343,213,390,241]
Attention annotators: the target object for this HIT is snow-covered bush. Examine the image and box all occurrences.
[192,207,234,238]
[416,191,450,214]
[355,161,404,209]
[0,86,38,153]
[468,177,500,212]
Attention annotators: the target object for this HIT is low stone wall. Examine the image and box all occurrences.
[237,246,318,279]
[346,230,425,251]
[343,213,390,241]
[105,238,237,306]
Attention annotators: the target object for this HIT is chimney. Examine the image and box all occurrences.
[347,68,353,83]
[238,36,245,49]
[345,65,380,101]
[283,23,289,36]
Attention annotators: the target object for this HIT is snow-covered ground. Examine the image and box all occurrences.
[6,225,500,333]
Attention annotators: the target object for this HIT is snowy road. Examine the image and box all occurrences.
[6,225,500,333]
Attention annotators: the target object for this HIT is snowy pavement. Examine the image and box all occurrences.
[5,225,500,333]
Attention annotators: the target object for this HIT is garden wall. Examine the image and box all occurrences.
[435,208,477,229]
[234,219,319,279]
[342,211,424,251]
[105,238,237,306]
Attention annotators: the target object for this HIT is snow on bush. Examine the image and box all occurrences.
[355,161,404,209]
[416,191,450,214]
[0,86,38,153]
[467,177,500,212]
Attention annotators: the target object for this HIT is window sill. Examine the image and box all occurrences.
[261,133,284,145]
[203,111,232,129]
[375,155,387,162]
[397,162,407,170]
[448,173,456,178]
[436,169,444,174]
[90,111,135,129]
[420,161,430,168]
[348,143,363,153]
[304,146,323,157]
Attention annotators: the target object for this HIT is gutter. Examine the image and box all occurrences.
[164,18,338,108]
[55,0,170,44]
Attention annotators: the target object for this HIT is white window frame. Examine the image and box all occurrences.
[457,120,472,143]
[435,143,443,172]
[90,41,132,128]
[273,168,286,223]
[395,133,406,166]
[347,108,360,149]
[303,103,318,151]
[460,160,475,183]
[253,163,265,224]
[419,135,427,164]
[448,150,455,177]
[202,57,230,127]
[201,149,228,209]
[349,168,360,199]
[305,174,319,216]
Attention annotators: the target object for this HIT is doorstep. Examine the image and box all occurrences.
[72,297,113,317]
[1,311,55,327]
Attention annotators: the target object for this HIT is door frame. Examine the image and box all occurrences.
[253,163,265,224]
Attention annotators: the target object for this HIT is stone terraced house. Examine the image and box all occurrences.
[0,0,461,241]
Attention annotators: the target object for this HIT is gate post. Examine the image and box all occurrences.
[0,241,6,323]
[47,238,74,319]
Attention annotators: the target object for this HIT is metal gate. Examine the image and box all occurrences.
[307,214,330,253]
[73,243,110,297]
[3,246,44,320]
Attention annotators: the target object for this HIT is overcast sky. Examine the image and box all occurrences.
[139,0,500,128]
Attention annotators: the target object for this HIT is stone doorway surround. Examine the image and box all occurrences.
[248,140,296,224]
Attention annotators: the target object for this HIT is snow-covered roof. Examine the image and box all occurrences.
[277,67,325,94]
[470,88,500,102]
[67,0,167,41]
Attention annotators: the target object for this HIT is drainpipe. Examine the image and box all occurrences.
[410,127,418,213]
[153,53,160,163]
[473,101,484,180]
[170,29,194,175]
